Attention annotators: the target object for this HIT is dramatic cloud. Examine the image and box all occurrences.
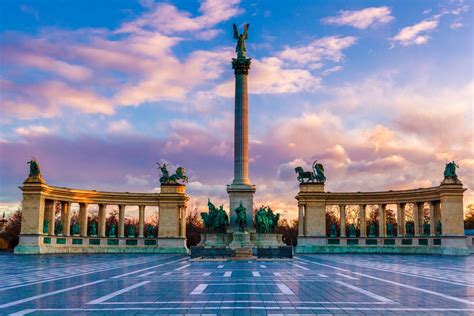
[322,6,394,29]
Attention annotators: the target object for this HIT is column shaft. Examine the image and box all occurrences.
[378,204,386,237]
[118,205,125,238]
[359,204,366,238]
[340,205,346,238]
[138,205,145,238]
[79,203,88,237]
[98,204,106,238]
[429,202,435,236]
[180,206,186,238]
[298,204,305,236]
[397,203,406,237]
[47,200,56,235]
[61,201,71,236]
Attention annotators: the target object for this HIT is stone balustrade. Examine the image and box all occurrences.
[15,177,188,254]
[296,181,468,255]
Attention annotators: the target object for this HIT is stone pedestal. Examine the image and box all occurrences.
[199,233,233,248]
[254,233,284,248]
[229,231,254,249]
[227,184,256,233]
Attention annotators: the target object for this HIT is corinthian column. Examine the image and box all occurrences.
[227,24,256,232]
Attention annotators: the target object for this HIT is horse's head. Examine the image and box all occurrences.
[295,166,303,173]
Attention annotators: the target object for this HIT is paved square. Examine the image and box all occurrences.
[0,253,473,315]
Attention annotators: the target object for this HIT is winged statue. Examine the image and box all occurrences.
[233,23,249,58]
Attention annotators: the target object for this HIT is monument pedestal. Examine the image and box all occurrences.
[254,233,284,248]
[229,231,254,249]
[199,233,233,248]
[227,184,256,233]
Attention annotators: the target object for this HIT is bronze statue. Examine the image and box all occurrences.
[109,223,117,237]
[255,205,280,233]
[43,219,49,234]
[423,221,430,236]
[201,199,229,233]
[72,222,80,235]
[349,223,356,238]
[233,23,249,59]
[27,157,43,179]
[295,160,326,184]
[329,223,337,237]
[90,222,98,236]
[55,220,63,236]
[234,201,247,232]
[146,224,155,238]
[157,162,188,185]
[444,161,459,178]
[128,225,136,238]
[405,222,413,236]
[436,220,442,236]
[369,224,376,237]
[387,222,394,237]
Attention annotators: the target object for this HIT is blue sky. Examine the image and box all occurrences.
[0,0,472,219]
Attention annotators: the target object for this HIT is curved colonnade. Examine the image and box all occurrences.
[296,181,468,255]
[15,177,188,254]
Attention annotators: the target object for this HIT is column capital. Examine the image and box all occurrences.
[232,57,251,75]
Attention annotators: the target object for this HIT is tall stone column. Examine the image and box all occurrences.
[138,205,145,238]
[47,200,56,235]
[180,206,186,238]
[298,204,305,236]
[413,202,422,236]
[227,53,256,232]
[61,201,71,236]
[79,203,88,237]
[118,205,125,238]
[340,205,346,238]
[396,203,406,237]
[359,204,366,238]
[429,202,435,236]
[378,204,386,237]
[98,204,106,238]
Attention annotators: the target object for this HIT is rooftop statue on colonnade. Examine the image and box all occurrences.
[295,160,326,184]
[201,199,229,233]
[26,157,44,182]
[442,161,461,184]
[157,162,188,185]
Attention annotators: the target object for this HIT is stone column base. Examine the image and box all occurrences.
[227,184,256,233]
[229,231,254,249]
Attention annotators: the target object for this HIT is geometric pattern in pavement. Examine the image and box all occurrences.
[0,253,473,315]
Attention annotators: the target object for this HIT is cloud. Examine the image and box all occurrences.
[280,36,357,66]
[107,120,133,134]
[322,6,394,29]
[15,125,53,137]
[392,19,438,46]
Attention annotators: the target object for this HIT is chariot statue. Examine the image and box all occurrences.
[157,162,188,185]
[234,201,247,232]
[233,23,249,59]
[295,160,326,183]
[442,161,460,184]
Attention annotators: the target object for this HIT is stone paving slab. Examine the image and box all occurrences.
[0,253,473,315]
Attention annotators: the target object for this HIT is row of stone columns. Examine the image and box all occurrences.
[334,202,441,237]
[44,200,153,238]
